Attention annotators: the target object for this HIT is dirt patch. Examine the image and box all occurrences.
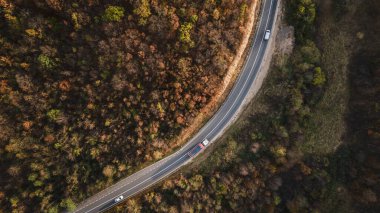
[275,25,295,56]
[273,24,294,66]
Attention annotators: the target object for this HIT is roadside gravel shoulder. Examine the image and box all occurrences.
[207,0,282,144]
[191,0,284,166]
[170,0,264,149]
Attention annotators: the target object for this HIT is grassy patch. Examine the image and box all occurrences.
[298,27,349,154]
[298,2,350,155]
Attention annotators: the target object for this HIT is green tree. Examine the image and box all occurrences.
[60,198,76,211]
[288,0,316,42]
[190,15,198,23]
[48,206,59,213]
[290,88,303,112]
[300,40,320,64]
[239,3,248,22]
[271,145,287,158]
[71,13,80,30]
[312,67,326,86]
[103,6,125,22]
[189,175,203,191]
[38,54,56,69]
[47,109,61,121]
[296,0,316,24]
[179,22,194,47]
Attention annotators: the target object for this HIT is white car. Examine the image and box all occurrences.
[264,30,271,40]
[114,195,124,202]
[202,139,210,146]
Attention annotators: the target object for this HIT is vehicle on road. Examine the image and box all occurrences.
[202,139,210,146]
[71,0,279,211]
[188,143,205,157]
[264,30,271,40]
[114,195,124,203]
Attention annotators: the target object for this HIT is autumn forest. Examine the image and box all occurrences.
[1,0,380,212]
[0,0,252,212]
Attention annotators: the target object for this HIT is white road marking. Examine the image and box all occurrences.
[83,154,188,213]
[73,0,276,212]
[203,0,274,141]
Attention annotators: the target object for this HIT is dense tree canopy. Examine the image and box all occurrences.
[0,0,252,212]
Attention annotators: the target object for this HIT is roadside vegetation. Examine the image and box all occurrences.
[111,0,380,212]
[0,0,254,212]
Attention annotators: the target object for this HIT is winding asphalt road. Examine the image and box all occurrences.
[73,0,279,212]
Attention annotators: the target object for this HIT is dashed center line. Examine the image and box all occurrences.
[73,0,277,211]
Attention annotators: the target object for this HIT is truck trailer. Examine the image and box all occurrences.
[187,139,210,157]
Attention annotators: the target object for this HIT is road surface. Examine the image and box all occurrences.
[73,0,279,212]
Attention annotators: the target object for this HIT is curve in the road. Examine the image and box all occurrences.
[73,0,279,212]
